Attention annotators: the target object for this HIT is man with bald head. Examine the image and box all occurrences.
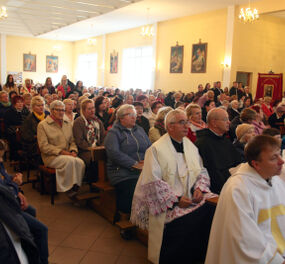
[195,108,243,194]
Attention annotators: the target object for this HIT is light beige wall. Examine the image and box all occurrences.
[155,8,227,93]
[6,35,74,85]
[104,27,153,88]
[73,36,104,86]
[231,14,285,96]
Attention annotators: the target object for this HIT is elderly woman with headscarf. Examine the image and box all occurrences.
[185,103,207,143]
[37,100,85,198]
[148,106,172,143]
[21,96,48,160]
[104,104,151,214]
[73,98,105,183]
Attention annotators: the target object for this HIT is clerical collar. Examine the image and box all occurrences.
[266,178,272,187]
[170,137,184,153]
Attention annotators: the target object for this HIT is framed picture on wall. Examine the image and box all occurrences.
[110,51,118,73]
[191,42,207,73]
[23,53,36,72]
[170,44,183,73]
[46,55,58,73]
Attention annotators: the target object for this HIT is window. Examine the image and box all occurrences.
[122,46,153,91]
[77,53,98,87]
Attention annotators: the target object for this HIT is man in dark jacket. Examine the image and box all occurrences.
[195,108,243,194]
[0,183,41,264]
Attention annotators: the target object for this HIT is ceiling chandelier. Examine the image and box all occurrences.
[87,38,97,46]
[141,25,154,37]
[140,8,154,37]
[0,6,8,20]
[239,7,259,23]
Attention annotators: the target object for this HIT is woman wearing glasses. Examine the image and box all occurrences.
[104,104,151,215]
[37,100,85,199]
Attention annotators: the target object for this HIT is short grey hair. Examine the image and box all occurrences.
[206,108,226,124]
[31,96,45,109]
[50,100,65,110]
[156,106,173,121]
[230,100,238,107]
[116,104,136,120]
[165,109,186,130]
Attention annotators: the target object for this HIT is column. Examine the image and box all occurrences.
[222,6,235,88]
[0,34,6,85]
[151,22,157,91]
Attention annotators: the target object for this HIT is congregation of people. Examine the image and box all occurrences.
[1,73,285,264]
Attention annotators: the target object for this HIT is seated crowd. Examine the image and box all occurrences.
[1,74,285,264]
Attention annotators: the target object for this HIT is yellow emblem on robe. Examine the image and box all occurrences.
[258,205,285,254]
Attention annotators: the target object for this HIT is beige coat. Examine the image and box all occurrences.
[37,115,78,166]
[148,127,161,143]
[3,84,18,94]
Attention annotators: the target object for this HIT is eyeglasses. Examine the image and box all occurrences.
[53,108,65,112]
[171,120,190,126]
[215,118,229,122]
[35,104,44,107]
[124,113,137,118]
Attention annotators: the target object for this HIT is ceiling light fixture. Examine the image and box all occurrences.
[140,8,154,38]
[239,1,259,23]
[0,6,8,20]
[87,38,97,46]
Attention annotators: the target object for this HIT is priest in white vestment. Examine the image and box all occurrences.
[131,109,216,264]
[205,135,285,264]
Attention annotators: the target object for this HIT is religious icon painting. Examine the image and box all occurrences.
[23,53,36,72]
[170,45,184,73]
[46,55,58,73]
[191,42,207,73]
[110,51,118,73]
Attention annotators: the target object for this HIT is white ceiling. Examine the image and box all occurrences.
[0,0,263,41]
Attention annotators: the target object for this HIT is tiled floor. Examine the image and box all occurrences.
[18,170,150,264]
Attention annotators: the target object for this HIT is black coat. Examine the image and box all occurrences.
[0,184,40,264]
[195,129,243,194]
[268,113,285,129]
[227,107,240,121]
[136,116,150,135]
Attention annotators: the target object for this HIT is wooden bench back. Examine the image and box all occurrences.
[91,146,108,183]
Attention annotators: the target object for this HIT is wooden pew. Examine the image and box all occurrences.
[89,146,117,223]
[89,146,147,242]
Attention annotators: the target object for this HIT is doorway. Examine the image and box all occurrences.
[236,71,252,90]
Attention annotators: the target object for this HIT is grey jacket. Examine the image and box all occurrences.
[104,121,151,185]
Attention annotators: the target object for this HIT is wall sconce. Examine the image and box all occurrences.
[221,56,231,68]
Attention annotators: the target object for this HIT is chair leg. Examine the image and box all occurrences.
[40,171,45,195]
[51,174,56,205]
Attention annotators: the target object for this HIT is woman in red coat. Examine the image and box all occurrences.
[57,75,71,99]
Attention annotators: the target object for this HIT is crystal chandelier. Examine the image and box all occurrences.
[141,25,154,37]
[0,6,8,20]
[239,7,259,23]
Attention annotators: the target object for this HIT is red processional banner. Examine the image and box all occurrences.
[255,73,283,102]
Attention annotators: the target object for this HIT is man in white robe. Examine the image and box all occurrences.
[131,109,216,264]
[205,135,285,264]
